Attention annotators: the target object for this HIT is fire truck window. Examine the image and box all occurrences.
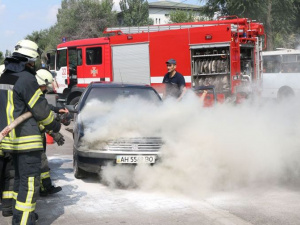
[68,49,77,67]
[48,54,55,70]
[86,47,102,65]
[56,49,67,70]
[263,55,281,73]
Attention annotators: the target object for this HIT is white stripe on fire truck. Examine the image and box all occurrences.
[77,78,111,84]
[77,78,101,84]
[150,76,191,84]
[78,77,191,84]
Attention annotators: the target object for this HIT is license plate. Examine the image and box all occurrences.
[116,155,156,164]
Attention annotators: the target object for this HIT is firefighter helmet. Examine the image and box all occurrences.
[36,69,53,88]
[13,39,40,60]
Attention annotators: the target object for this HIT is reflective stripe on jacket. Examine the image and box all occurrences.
[0,64,60,153]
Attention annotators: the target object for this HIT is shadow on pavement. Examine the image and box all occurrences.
[36,184,86,225]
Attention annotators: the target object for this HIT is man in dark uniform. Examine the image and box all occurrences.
[162,58,186,100]
[0,147,14,217]
[0,39,61,225]
[0,64,15,218]
[36,68,67,196]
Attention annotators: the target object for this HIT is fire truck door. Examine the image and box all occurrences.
[76,47,83,82]
[55,48,68,94]
[80,46,104,85]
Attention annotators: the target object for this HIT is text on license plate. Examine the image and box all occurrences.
[116,155,156,164]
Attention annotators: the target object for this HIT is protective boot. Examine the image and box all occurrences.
[2,197,13,217]
[40,185,62,197]
[2,208,13,217]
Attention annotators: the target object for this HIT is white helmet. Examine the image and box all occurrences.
[13,39,40,60]
[0,64,4,77]
[36,69,53,89]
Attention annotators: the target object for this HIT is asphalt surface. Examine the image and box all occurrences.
[1,125,300,225]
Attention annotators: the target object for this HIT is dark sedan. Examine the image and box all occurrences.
[69,82,163,179]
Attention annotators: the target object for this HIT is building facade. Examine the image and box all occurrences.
[149,1,203,25]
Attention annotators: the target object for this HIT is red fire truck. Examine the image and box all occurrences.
[47,16,265,105]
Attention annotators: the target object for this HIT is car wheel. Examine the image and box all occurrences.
[73,157,86,179]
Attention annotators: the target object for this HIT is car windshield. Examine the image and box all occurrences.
[82,87,161,108]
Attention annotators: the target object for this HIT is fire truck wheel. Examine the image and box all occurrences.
[277,86,294,101]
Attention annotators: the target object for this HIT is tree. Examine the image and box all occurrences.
[169,10,196,23]
[25,0,117,54]
[200,0,299,50]
[119,0,152,26]
[56,0,117,41]
[0,51,4,64]
[23,0,117,69]
[25,29,50,52]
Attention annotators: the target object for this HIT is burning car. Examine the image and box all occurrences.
[68,82,163,179]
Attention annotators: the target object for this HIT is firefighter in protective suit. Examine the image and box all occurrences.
[35,68,68,196]
[0,40,61,225]
[0,64,15,218]
[0,149,14,217]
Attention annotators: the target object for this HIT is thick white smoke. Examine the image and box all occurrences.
[80,91,300,197]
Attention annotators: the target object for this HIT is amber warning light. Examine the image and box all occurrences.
[205,34,212,40]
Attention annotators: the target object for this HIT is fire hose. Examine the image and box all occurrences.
[0,112,32,142]
[0,111,67,145]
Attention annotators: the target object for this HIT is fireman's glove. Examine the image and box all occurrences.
[57,113,72,126]
[50,132,65,146]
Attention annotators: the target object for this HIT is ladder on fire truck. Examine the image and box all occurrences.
[105,22,241,34]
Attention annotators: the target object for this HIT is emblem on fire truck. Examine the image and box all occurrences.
[91,67,98,77]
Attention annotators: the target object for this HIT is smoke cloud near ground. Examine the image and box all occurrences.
[80,91,300,197]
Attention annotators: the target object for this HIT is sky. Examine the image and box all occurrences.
[0,0,202,55]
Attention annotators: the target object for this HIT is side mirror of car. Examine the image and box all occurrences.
[65,105,78,114]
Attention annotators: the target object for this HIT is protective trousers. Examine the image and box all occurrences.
[11,151,41,225]
[0,154,15,216]
[40,151,52,191]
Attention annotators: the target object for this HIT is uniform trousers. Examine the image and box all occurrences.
[11,151,41,225]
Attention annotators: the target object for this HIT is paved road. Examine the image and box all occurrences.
[2,126,300,225]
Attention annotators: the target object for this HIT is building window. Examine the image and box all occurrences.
[165,14,169,17]
[159,18,161,24]
[156,18,157,24]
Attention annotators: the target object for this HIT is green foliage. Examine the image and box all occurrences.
[200,0,300,50]
[25,29,50,52]
[0,51,4,64]
[25,0,117,53]
[119,0,152,26]
[169,10,196,23]
[56,0,117,40]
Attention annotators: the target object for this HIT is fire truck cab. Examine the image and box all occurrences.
[47,17,265,104]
